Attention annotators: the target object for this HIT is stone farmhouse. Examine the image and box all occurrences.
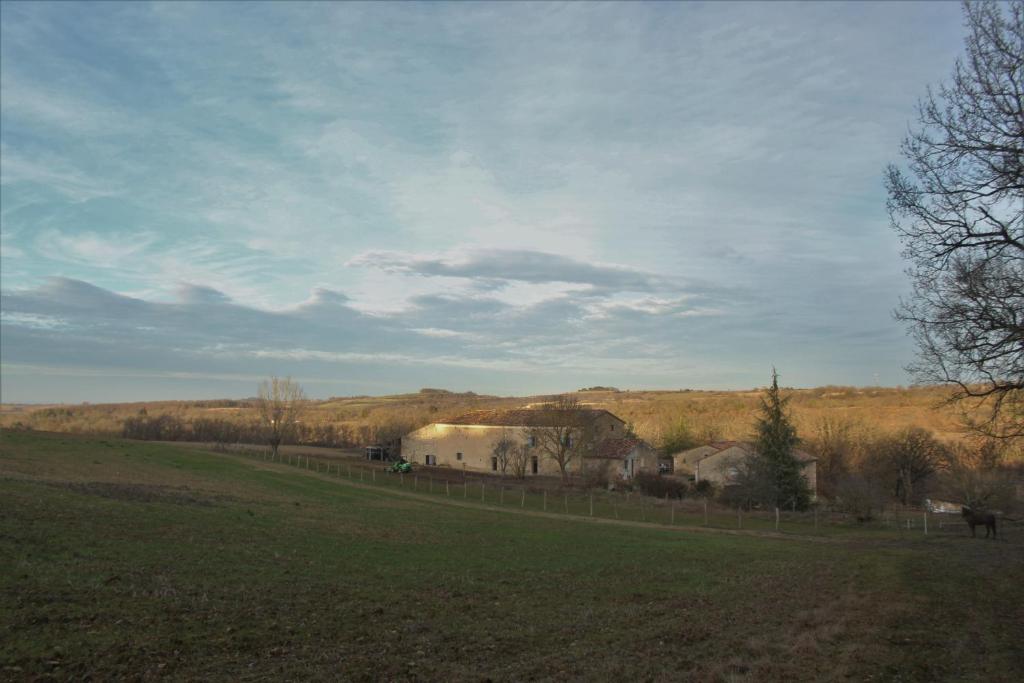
[672,441,818,497]
[401,408,658,481]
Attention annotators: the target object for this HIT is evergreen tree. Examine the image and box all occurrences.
[754,369,811,510]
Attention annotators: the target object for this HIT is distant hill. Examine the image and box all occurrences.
[4,384,1017,460]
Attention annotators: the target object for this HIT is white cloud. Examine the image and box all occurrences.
[36,229,159,267]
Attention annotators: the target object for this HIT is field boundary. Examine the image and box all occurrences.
[196,445,843,543]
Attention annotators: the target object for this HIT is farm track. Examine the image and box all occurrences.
[202,446,843,544]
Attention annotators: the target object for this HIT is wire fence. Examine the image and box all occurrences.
[217,444,1011,541]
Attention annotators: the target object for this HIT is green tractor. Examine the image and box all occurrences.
[387,458,412,474]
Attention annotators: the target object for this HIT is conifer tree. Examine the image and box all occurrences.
[754,369,811,510]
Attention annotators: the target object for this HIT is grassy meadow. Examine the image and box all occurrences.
[2,430,1022,681]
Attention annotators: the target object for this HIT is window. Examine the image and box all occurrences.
[491,457,498,471]
[531,456,539,474]
[425,454,437,466]
[610,424,614,431]
[456,452,463,461]
[528,435,536,448]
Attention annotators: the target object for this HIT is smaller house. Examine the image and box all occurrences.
[672,441,817,497]
[586,437,659,481]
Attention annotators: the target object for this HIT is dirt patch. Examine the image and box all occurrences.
[45,481,228,507]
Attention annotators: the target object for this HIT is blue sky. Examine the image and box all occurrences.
[1,1,968,402]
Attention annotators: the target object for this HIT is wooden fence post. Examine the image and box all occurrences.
[564,493,568,514]
[372,469,376,482]
[446,480,450,496]
[521,489,525,508]
[347,464,351,478]
[500,486,504,505]
[543,490,547,512]
[923,511,928,535]
[590,493,593,517]
[738,507,742,529]
[775,507,780,532]
[481,483,485,503]
[671,504,675,525]
[703,499,709,526]
[814,507,818,531]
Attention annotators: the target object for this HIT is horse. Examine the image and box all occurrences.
[961,506,997,539]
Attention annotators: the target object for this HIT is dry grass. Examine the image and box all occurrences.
[1,384,1014,456]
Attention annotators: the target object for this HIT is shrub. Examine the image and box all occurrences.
[693,479,715,498]
[835,474,888,522]
[633,472,687,499]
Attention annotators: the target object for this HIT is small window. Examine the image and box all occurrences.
[491,457,498,471]
[528,435,536,447]
[610,424,614,431]
[531,456,538,474]
[456,452,463,461]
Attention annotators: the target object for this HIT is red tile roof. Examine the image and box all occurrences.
[590,437,645,459]
[707,441,816,462]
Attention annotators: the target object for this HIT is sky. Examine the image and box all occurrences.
[0,1,970,403]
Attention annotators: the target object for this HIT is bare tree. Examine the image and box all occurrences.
[373,417,418,460]
[527,395,596,484]
[937,438,1018,510]
[809,417,859,500]
[509,442,530,479]
[491,429,517,476]
[255,376,307,458]
[869,428,948,506]
[885,1,1024,439]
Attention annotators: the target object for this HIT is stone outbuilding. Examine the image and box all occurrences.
[671,441,817,497]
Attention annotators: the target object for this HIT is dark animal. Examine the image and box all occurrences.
[961,506,997,539]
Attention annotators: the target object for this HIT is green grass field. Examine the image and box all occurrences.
[2,431,1022,681]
